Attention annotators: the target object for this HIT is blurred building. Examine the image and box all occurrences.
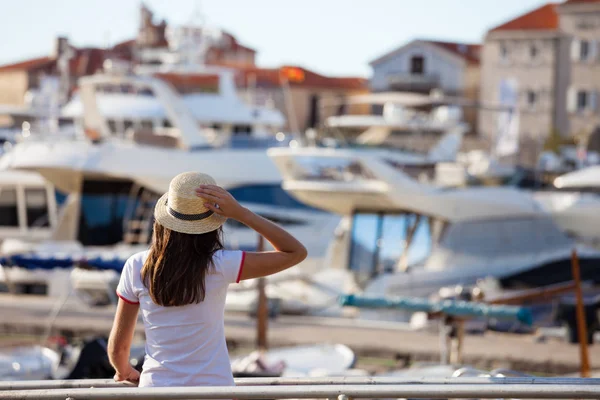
[559,0,600,152]
[479,0,600,164]
[134,4,257,69]
[369,39,481,134]
[0,38,109,107]
[235,66,368,132]
[479,3,570,165]
[0,3,366,133]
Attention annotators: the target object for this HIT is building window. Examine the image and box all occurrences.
[530,44,538,60]
[527,90,537,108]
[500,44,509,62]
[577,91,589,112]
[581,40,590,61]
[410,55,425,75]
[568,88,597,113]
[573,39,596,62]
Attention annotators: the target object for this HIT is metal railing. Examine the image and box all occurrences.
[1,377,600,399]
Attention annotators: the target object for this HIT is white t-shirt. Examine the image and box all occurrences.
[116,249,245,388]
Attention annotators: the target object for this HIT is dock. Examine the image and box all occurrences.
[0,294,597,375]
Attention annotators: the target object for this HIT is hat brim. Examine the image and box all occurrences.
[154,193,227,235]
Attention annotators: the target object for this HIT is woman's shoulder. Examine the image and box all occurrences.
[212,249,243,263]
[212,249,245,283]
[124,250,150,271]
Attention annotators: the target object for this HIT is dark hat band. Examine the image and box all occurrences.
[165,199,214,221]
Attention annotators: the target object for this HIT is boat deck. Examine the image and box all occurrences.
[0,293,597,375]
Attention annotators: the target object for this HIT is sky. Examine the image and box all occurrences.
[1,0,549,77]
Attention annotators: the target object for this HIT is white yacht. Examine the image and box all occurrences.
[0,67,342,308]
[323,91,467,135]
[318,91,467,161]
[555,165,600,192]
[0,35,473,315]
[267,147,600,306]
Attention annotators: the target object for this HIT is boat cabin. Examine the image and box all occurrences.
[62,68,286,150]
[269,147,600,300]
[0,171,58,245]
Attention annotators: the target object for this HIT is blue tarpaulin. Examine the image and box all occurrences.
[0,244,253,273]
[340,294,533,326]
[0,255,127,272]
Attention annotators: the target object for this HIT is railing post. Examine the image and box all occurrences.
[571,248,591,378]
[256,233,268,350]
[439,317,450,364]
[452,318,465,365]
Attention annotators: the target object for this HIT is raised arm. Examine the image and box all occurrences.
[197,185,307,280]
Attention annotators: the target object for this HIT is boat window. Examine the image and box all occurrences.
[440,217,571,258]
[227,136,294,149]
[141,120,154,130]
[262,214,306,226]
[233,125,253,135]
[228,184,316,211]
[0,188,18,227]
[287,156,376,182]
[138,88,154,96]
[25,188,50,228]
[13,282,47,295]
[163,119,173,128]
[349,212,432,280]
[55,190,67,207]
[349,213,380,284]
[123,120,134,132]
[78,179,137,246]
[378,214,406,273]
[226,213,306,229]
[107,119,118,134]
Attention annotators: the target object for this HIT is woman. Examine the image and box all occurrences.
[107,171,307,387]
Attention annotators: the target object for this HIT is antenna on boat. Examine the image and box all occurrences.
[191,0,206,26]
[172,0,213,67]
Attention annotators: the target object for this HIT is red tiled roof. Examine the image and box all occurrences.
[112,39,136,50]
[0,56,53,72]
[490,3,559,32]
[370,39,480,66]
[564,0,600,3]
[427,41,481,64]
[0,46,131,76]
[222,31,256,54]
[234,65,367,90]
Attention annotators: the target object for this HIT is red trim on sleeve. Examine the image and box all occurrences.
[116,291,139,305]
[236,251,246,283]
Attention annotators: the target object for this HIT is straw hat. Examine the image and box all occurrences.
[154,172,226,235]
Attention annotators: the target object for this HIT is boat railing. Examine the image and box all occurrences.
[1,377,600,399]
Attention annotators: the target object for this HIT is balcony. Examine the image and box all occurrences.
[387,72,439,92]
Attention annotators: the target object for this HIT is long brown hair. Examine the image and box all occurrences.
[141,221,224,307]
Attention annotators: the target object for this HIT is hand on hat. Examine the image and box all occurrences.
[196,185,247,221]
